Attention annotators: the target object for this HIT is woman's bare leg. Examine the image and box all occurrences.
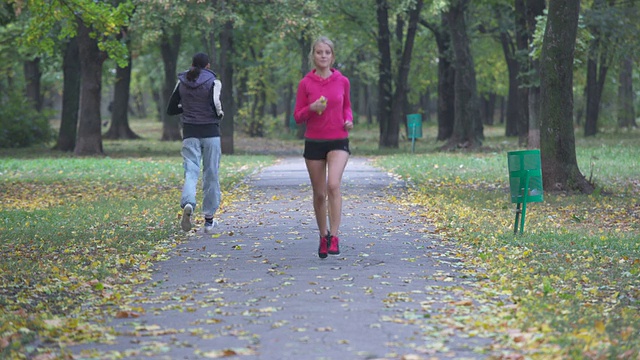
[305,159,328,237]
[326,150,349,236]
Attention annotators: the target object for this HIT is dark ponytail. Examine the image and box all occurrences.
[186,52,209,82]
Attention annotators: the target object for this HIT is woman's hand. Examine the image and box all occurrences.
[344,121,353,131]
[311,96,327,114]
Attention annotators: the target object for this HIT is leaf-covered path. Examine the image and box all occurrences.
[71,157,503,359]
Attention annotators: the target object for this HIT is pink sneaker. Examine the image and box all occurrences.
[318,235,329,258]
[328,235,340,255]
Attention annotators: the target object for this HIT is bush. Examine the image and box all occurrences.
[235,107,265,137]
[235,106,296,139]
[0,94,54,148]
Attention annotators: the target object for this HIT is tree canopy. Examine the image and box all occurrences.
[2,0,638,190]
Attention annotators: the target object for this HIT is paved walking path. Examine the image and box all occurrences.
[72,157,499,359]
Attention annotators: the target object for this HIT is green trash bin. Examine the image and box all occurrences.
[407,114,422,139]
[507,149,544,234]
[407,114,422,153]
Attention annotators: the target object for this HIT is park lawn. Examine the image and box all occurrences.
[375,128,640,359]
[1,116,638,358]
[0,121,274,359]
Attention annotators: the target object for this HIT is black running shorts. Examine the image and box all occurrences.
[303,138,351,160]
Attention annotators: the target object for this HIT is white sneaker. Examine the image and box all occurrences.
[204,219,218,234]
[181,204,193,231]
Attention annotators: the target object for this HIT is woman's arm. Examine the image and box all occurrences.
[293,80,311,124]
[211,79,224,118]
[342,77,353,122]
[166,82,182,115]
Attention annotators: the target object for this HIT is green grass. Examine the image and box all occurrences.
[0,119,274,359]
[1,117,639,358]
[371,127,640,358]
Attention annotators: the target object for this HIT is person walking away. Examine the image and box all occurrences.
[167,52,224,234]
[293,36,354,258]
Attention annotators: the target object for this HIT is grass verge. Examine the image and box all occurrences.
[374,129,640,358]
[0,120,273,359]
[1,117,638,358]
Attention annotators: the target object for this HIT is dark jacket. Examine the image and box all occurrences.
[167,69,224,124]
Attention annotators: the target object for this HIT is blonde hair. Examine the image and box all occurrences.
[308,36,335,69]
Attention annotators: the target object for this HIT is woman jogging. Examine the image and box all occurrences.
[167,52,224,234]
[293,36,354,258]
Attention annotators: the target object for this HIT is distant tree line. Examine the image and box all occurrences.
[2,0,638,193]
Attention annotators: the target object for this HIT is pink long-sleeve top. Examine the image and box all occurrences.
[293,69,353,140]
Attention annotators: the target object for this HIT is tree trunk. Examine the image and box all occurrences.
[53,38,80,152]
[526,0,545,149]
[388,0,423,148]
[366,84,374,125]
[436,20,455,141]
[481,93,496,125]
[528,84,541,149]
[584,53,608,137]
[419,89,431,123]
[151,89,162,122]
[514,0,530,145]
[354,74,363,122]
[131,88,147,119]
[420,13,455,141]
[160,30,182,141]
[207,1,218,70]
[285,83,294,129]
[583,0,608,138]
[499,96,506,124]
[220,20,235,154]
[443,0,482,150]
[104,52,140,140]
[617,56,636,129]
[575,87,586,126]
[500,30,524,139]
[539,0,593,194]
[376,0,393,148]
[295,34,310,140]
[75,20,106,156]
[24,57,42,112]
